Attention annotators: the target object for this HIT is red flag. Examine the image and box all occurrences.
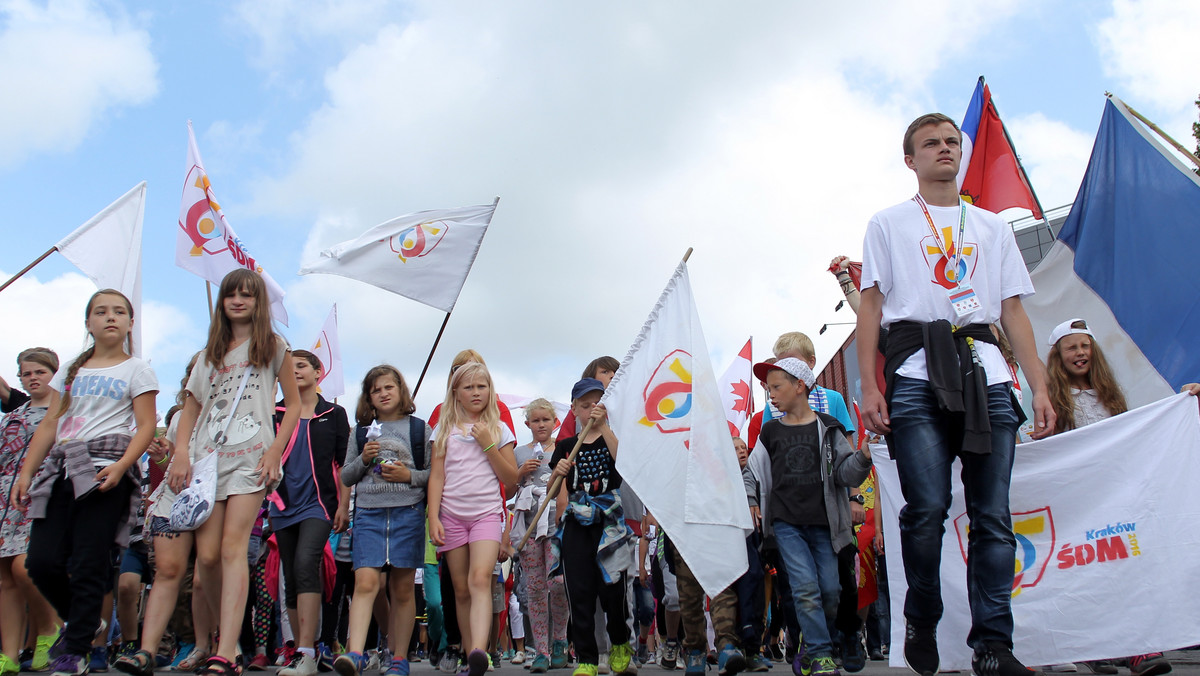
[958,80,1043,219]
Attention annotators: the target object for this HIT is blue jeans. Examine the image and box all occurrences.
[772,522,840,658]
[887,376,1019,649]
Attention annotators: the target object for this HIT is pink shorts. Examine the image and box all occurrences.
[437,511,503,553]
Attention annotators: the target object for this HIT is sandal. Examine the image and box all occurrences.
[114,650,155,676]
[198,656,240,676]
[174,648,211,672]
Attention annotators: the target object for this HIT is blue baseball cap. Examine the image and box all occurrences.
[571,377,605,401]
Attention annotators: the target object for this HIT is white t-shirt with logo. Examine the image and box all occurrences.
[861,198,1033,386]
[54,357,158,445]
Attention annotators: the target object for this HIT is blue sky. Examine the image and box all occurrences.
[1,0,1196,429]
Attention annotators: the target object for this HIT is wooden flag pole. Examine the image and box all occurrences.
[412,311,452,399]
[1109,93,1200,171]
[516,247,693,551]
[515,417,595,552]
[206,282,214,318]
[0,246,58,295]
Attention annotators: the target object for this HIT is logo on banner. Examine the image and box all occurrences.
[920,228,979,290]
[179,168,263,273]
[389,221,449,262]
[955,507,1055,597]
[1056,519,1139,570]
[639,349,693,434]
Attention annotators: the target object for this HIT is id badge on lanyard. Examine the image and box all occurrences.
[914,194,982,318]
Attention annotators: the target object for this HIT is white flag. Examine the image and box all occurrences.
[716,337,754,438]
[298,200,498,313]
[875,393,1200,670]
[310,304,344,400]
[56,182,146,355]
[175,121,288,324]
[602,261,752,596]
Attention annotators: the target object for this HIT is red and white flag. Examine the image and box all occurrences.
[716,338,754,438]
[175,121,289,324]
[310,304,344,400]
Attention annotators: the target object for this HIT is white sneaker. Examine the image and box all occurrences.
[511,651,527,665]
[364,650,381,673]
[280,653,319,676]
[599,652,611,675]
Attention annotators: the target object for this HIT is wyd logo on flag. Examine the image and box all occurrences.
[179,169,227,258]
[639,349,693,435]
[920,227,979,290]
[389,220,449,262]
[954,507,1055,598]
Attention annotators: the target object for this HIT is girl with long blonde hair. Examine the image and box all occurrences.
[427,361,517,676]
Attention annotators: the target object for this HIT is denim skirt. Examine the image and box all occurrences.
[351,503,426,570]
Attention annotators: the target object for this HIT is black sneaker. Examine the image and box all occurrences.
[903,624,939,676]
[841,633,866,674]
[971,642,1042,676]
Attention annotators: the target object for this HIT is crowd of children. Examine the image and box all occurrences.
[0,265,895,676]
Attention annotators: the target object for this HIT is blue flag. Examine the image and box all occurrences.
[1026,95,1200,405]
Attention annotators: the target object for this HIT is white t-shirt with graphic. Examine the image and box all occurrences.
[54,357,158,445]
[861,199,1033,386]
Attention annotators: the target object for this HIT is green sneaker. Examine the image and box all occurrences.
[32,630,60,671]
[610,644,636,675]
[575,665,599,676]
[810,656,839,676]
[0,653,20,676]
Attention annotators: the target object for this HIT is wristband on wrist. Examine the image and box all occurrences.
[155,454,170,466]
[483,442,497,453]
[836,270,851,278]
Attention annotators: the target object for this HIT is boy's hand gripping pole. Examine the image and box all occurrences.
[515,417,595,552]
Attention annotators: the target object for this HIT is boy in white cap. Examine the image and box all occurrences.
[744,358,873,676]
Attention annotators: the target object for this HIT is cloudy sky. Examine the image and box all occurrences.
[1,0,1197,432]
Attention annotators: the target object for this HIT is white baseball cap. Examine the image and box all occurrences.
[1048,318,1092,347]
[753,357,816,389]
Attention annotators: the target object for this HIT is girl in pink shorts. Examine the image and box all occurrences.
[427,361,517,676]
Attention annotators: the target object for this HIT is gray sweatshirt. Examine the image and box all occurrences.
[341,417,432,509]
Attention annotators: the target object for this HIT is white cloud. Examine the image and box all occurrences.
[0,0,158,168]
[1006,112,1096,211]
[232,0,393,72]
[0,269,204,411]
[254,2,1034,412]
[1096,0,1200,142]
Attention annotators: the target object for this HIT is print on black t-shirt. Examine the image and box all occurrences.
[761,419,827,527]
[550,436,622,496]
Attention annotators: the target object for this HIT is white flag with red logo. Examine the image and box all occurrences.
[602,261,752,597]
[875,393,1200,670]
[310,304,344,400]
[716,338,754,438]
[175,121,288,324]
[298,199,498,313]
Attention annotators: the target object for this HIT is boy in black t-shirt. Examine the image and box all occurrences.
[549,378,635,676]
[745,359,872,676]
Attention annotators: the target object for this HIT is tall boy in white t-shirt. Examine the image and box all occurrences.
[855,113,1055,676]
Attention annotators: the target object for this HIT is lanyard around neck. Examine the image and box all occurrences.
[913,194,967,283]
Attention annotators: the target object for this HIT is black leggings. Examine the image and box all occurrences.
[274,518,332,608]
[26,475,134,656]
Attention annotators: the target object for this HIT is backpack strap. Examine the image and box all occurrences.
[409,416,426,470]
[355,425,368,458]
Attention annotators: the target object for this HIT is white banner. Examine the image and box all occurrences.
[298,200,498,313]
[310,304,344,400]
[603,261,752,597]
[56,182,145,355]
[875,393,1200,669]
[175,121,288,324]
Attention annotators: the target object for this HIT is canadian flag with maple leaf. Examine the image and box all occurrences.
[716,338,755,438]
